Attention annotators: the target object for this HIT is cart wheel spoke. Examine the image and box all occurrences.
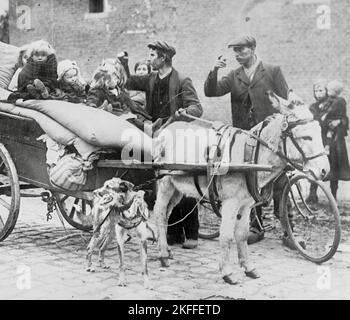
[69,206,76,219]
[69,198,80,218]
[0,215,4,229]
[61,194,69,202]
[0,196,11,210]
[82,200,86,213]
[54,193,92,231]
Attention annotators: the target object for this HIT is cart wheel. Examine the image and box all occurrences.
[198,199,221,239]
[280,173,341,263]
[0,143,20,241]
[53,193,93,231]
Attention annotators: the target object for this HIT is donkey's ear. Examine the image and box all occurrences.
[267,90,294,115]
[266,90,282,110]
[287,89,304,108]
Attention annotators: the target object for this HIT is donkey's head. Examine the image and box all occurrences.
[266,90,330,180]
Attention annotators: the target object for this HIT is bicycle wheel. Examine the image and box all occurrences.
[198,199,221,239]
[280,173,341,263]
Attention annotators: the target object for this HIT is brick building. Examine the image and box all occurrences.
[7,0,350,122]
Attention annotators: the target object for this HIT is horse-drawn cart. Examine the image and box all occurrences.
[0,104,341,264]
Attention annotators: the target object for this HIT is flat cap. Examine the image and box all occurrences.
[147,40,176,58]
[228,35,256,48]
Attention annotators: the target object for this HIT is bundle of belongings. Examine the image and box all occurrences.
[0,41,154,191]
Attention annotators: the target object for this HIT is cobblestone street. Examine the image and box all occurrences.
[0,185,349,300]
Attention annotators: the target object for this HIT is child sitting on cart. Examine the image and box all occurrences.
[86,59,153,132]
[8,40,58,102]
[56,59,89,103]
[7,44,31,92]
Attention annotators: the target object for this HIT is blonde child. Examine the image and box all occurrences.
[86,60,152,132]
[17,39,58,99]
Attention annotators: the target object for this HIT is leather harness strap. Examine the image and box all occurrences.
[193,125,242,208]
[244,120,274,203]
[182,113,326,208]
[194,175,204,197]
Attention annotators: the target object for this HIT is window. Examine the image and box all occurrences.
[85,0,110,19]
[89,0,104,13]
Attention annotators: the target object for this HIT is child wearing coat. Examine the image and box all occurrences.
[7,44,31,92]
[17,39,58,99]
[57,59,88,103]
[86,60,152,132]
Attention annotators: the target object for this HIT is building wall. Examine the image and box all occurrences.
[8,0,350,122]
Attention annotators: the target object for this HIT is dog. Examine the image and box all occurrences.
[86,177,157,289]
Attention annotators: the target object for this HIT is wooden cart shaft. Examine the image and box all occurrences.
[97,160,274,172]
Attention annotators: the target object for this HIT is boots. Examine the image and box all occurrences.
[26,84,41,99]
[33,79,49,99]
[182,239,198,249]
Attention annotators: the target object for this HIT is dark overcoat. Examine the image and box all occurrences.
[204,61,289,129]
[125,68,203,121]
[18,54,58,91]
[310,97,350,180]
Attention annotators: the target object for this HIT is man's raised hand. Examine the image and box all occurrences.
[213,55,227,71]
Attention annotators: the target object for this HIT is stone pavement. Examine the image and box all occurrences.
[0,193,350,300]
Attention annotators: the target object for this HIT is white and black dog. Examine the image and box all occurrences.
[85,177,157,289]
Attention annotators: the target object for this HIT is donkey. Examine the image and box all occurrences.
[152,91,330,285]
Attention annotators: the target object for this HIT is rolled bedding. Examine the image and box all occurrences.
[15,99,153,159]
[0,101,100,159]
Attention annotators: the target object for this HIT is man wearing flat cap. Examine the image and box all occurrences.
[205,35,288,129]
[121,40,203,249]
[204,35,290,245]
[123,40,203,131]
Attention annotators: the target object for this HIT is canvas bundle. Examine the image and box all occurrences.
[49,153,97,191]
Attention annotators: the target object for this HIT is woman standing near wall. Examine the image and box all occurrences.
[309,80,350,201]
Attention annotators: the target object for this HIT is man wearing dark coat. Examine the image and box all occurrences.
[123,41,202,131]
[204,35,288,128]
[122,41,203,249]
[204,35,290,246]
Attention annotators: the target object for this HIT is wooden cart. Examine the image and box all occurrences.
[0,109,340,263]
